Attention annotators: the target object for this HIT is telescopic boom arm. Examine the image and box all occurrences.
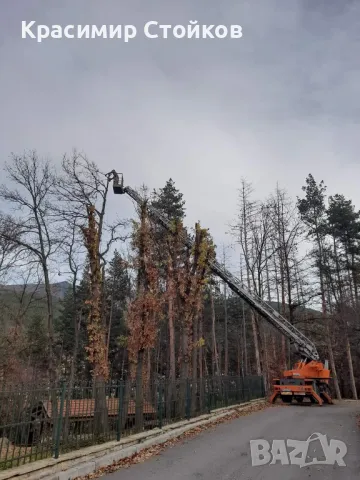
[109,171,319,362]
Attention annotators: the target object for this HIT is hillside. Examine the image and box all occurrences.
[0,282,71,331]
[0,281,71,301]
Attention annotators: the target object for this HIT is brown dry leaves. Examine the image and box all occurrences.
[74,401,268,480]
[82,204,109,379]
[126,203,163,363]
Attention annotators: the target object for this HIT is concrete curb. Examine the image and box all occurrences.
[1,399,266,480]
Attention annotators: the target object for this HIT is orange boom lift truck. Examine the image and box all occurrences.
[270,359,332,405]
[108,171,333,406]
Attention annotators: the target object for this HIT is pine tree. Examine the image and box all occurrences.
[297,174,341,399]
[151,178,186,221]
[55,279,90,381]
[150,179,186,383]
[105,250,131,379]
[327,194,360,303]
[326,194,359,399]
[26,315,48,375]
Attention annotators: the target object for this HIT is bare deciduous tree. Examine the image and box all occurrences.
[0,214,20,282]
[55,152,128,434]
[0,151,60,390]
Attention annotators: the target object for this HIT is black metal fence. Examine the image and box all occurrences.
[0,375,265,470]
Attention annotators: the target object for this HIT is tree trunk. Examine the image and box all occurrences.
[280,259,287,371]
[135,349,144,432]
[317,232,341,400]
[239,258,248,376]
[246,272,261,375]
[223,283,228,376]
[251,311,262,375]
[82,205,110,433]
[43,267,55,384]
[204,347,209,377]
[351,253,358,304]
[120,348,126,379]
[64,311,81,441]
[106,271,116,359]
[218,343,222,375]
[155,331,161,377]
[325,321,341,399]
[94,374,108,437]
[168,297,176,381]
[199,313,204,411]
[42,265,59,433]
[345,336,358,399]
[191,315,198,416]
[178,320,190,418]
[121,378,130,429]
[240,181,261,376]
[199,314,203,380]
[242,300,248,375]
[332,235,357,399]
[210,289,220,376]
[284,253,293,324]
[344,243,355,305]
[180,327,189,380]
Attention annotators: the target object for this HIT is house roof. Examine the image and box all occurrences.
[41,398,156,418]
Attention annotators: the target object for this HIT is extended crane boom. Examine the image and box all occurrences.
[109,171,319,362]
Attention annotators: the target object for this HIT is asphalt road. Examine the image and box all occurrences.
[103,401,360,480]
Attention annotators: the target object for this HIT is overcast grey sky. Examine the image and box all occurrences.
[1,0,359,274]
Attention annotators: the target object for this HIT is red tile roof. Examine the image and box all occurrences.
[42,398,156,418]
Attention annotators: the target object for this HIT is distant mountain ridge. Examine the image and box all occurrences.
[0,281,71,300]
[0,282,321,317]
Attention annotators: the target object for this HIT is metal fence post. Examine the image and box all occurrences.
[261,375,266,397]
[224,377,229,407]
[185,379,191,420]
[54,381,66,459]
[244,376,249,402]
[206,380,211,413]
[236,377,240,403]
[157,382,163,429]
[116,382,124,441]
